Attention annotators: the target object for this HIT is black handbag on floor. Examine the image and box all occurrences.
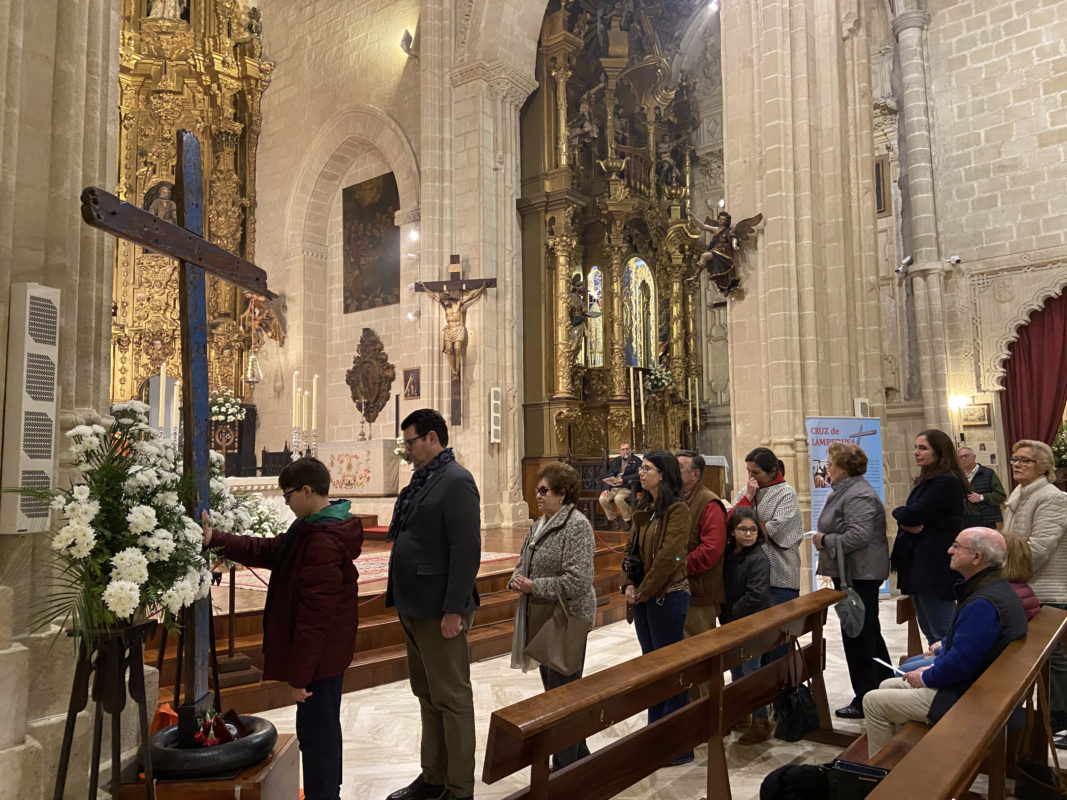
[772,636,821,742]
[820,759,888,799]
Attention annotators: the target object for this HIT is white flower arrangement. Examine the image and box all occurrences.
[25,402,212,645]
[393,435,411,463]
[209,387,246,423]
[645,361,675,392]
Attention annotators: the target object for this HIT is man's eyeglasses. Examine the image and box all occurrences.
[949,540,978,552]
[1009,456,1037,465]
[402,433,427,451]
[535,486,552,496]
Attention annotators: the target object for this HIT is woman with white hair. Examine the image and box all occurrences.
[1003,438,1067,743]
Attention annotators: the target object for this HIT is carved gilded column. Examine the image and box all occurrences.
[551,59,572,169]
[668,259,686,384]
[547,226,578,398]
[606,240,628,399]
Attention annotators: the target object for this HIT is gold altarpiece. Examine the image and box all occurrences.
[520,1,707,460]
[110,0,276,406]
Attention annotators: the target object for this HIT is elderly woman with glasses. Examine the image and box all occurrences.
[812,442,892,719]
[1003,439,1067,738]
[508,462,596,770]
[621,450,695,765]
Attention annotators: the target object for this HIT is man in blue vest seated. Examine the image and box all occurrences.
[862,526,1027,758]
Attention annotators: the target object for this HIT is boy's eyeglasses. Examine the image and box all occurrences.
[282,487,300,503]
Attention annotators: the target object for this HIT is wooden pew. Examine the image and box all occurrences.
[895,595,924,660]
[482,588,850,800]
[862,605,1067,800]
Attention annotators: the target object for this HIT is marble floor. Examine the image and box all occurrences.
[256,594,1001,800]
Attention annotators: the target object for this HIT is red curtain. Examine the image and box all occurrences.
[1001,289,1067,450]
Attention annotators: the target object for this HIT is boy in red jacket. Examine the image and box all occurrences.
[203,457,363,800]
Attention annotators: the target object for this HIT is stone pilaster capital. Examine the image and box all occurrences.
[394,204,421,226]
[450,60,538,107]
[892,10,930,37]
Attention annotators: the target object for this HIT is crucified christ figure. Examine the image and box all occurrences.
[424,281,490,381]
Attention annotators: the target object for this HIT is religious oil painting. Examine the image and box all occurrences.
[403,368,421,400]
[342,173,400,313]
[961,403,992,427]
[143,181,177,224]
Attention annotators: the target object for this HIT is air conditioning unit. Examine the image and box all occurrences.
[853,397,871,418]
[0,283,61,533]
[489,387,502,444]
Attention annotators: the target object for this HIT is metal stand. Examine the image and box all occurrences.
[154,614,223,717]
[54,621,158,800]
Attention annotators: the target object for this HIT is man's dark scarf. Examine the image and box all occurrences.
[387,447,456,541]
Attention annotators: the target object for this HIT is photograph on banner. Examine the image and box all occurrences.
[806,416,888,594]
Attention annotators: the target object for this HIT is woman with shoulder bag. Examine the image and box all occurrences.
[812,442,892,720]
[509,462,596,770]
[621,450,694,766]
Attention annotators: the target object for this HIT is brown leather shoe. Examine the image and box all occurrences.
[738,716,772,744]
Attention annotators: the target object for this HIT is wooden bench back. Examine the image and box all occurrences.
[867,605,1067,800]
[482,588,845,799]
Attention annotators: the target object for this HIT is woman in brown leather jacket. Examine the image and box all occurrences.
[621,449,694,765]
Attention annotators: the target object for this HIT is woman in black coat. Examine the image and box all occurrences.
[890,428,969,645]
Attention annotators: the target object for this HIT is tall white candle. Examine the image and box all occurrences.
[172,380,180,440]
[160,361,167,430]
[292,371,299,428]
[302,390,309,433]
[629,367,635,428]
[639,373,646,429]
[312,374,319,431]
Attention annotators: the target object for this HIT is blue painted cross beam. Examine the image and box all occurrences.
[81,130,274,745]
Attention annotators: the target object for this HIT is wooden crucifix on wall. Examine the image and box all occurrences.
[414,254,496,425]
[80,130,274,746]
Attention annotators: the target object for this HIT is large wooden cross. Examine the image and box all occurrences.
[414,254,496,425]
[81,130,274,744]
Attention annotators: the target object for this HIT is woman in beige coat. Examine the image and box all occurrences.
[509,461,596,769]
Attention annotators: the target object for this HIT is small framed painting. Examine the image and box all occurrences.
[402,368,420,400]
[961,403,991,427]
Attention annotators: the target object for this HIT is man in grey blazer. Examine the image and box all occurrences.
[386,409,481,800]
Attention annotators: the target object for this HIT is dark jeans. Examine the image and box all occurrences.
[911,591,956,646]
[1045,603,1067,732]
[832,577,893,706]
[295,674,344,800]
[730,657,768,718]
[539,663,592,768]
[761,586,800,665]
[633,590,691,724]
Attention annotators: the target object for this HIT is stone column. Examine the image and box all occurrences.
[721,0,884,516]
[894,9,951,431]
[450,61,537,526]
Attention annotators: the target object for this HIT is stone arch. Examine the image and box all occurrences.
[456,0,548,79]
[284,105,420,252]
[991,281,1067,388]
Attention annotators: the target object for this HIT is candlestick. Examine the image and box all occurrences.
[311,374,319,431]
[292,371,299,429]
[302,390,309,434]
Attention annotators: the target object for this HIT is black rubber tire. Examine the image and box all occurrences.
[145,715,278,779]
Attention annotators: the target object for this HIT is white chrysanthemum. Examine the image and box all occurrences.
[71,485,91,501]
[127,505,158,535]
[183,518,206,545]
[157,491,180,508]
[138,529,177,562]
[132,440,161,458]
[51,525,76,551]
[209,477,228,495]
[65,499,100,524]
[80,435,101,451]
[161,586,185,616]
[208,451,225,469]
[90,424,107,436]
[66,425,94,439]
[110,548,149,585]
[50,494,67,511]
[67,523,97,559]
[194,568,212,599]
[102,580,141,619]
